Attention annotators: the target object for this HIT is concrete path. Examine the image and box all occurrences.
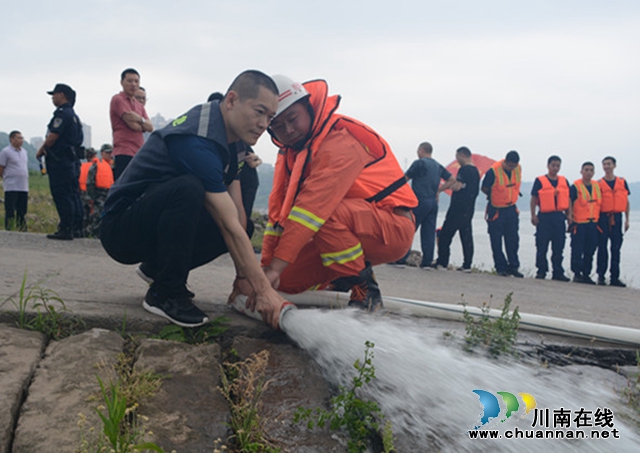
[1,230,638,332]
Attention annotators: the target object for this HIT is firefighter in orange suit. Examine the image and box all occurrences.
[596,156,630,287]
[568,162,602,284]
[257,75,417,311]
[481,151,523,277]
[530,155,570,281]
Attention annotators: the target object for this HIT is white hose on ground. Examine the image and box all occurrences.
[274,290,640,347]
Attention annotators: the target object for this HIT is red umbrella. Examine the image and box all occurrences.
[443,154,496,195]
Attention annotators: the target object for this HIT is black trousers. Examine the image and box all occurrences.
[100,174,240,296]
[4,191,28,231]
[436,207,474,269]
[113,155,133,181]
[46,156,82,233]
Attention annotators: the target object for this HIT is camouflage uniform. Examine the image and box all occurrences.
[85,161,110,238]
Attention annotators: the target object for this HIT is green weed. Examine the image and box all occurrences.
[10,270,84,340]
[621,351,640,415]
[152,316,230,344]
[294,341,395,453]
[462,292,520,356]
[81,377,164,453]
[79,352,164,452]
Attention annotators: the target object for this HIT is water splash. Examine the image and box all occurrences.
[280,308,640,452]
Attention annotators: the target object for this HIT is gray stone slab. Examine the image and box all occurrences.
[0,326,45,453]
[12,328,124,453]
[134,339,228,452]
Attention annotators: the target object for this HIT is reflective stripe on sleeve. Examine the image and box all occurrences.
[264,222,282,237]
[288,206,325,232]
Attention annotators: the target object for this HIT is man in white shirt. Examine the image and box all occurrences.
[0,131,29,231]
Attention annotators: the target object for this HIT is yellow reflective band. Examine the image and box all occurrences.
[288,206,325,232]
[264,222,282,237]
[320,243,364,267]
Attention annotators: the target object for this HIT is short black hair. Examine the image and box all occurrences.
[207,92,224,102]
[505,150,520,163]
[418,142,433,154]
[226,70,278,101]
[456,146,471,158]
[582,161,594,170]
[602,156,617,165]
[9,130,21,139]
[547,155,561,165]
[121,68,140,81]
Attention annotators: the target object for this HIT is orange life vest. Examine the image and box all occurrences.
[598,177,628,214]
[536,175,570,213]
[94,158,114,189]
[490,160,521,208]
[268,79,417,228]
[78,158,97,192]
[572,180,602,223]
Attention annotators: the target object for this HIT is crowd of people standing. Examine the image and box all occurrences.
[0,70,632,331]
[393,145,631,288]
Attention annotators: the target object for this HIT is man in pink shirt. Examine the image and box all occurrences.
[110,68,153,179]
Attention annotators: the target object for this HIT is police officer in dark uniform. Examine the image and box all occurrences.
[36,83,84,240]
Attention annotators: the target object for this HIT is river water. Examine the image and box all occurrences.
[412,211,639,287]
[281,308,640,452]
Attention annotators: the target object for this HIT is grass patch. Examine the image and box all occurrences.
[219,349,280,452]
[151,316,230,344]
[10,270,85,340]
[79,346,164,452]
[462,293,520,356]
[621,351,640,416]
[294,341,395,453]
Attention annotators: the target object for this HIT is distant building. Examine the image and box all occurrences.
[150,113,171,130]
[82,122,92,149]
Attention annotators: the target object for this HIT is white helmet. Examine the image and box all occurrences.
[272,74,310,118]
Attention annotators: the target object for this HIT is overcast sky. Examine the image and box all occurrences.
[2,0,639,181]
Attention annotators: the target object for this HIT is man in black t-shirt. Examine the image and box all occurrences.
[434,146,480,271]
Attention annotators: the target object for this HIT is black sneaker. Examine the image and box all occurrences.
[498,271,509,277]
[573,275,596,285]
[535,273,545,280]
[47,230,73,240]
[597,278,607,286]
[143,287,208,327]
[136,264,195,298]
[610,279,627,288]
[347,263,383,312]
[552,274,570,282]
[510,270,524,278]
